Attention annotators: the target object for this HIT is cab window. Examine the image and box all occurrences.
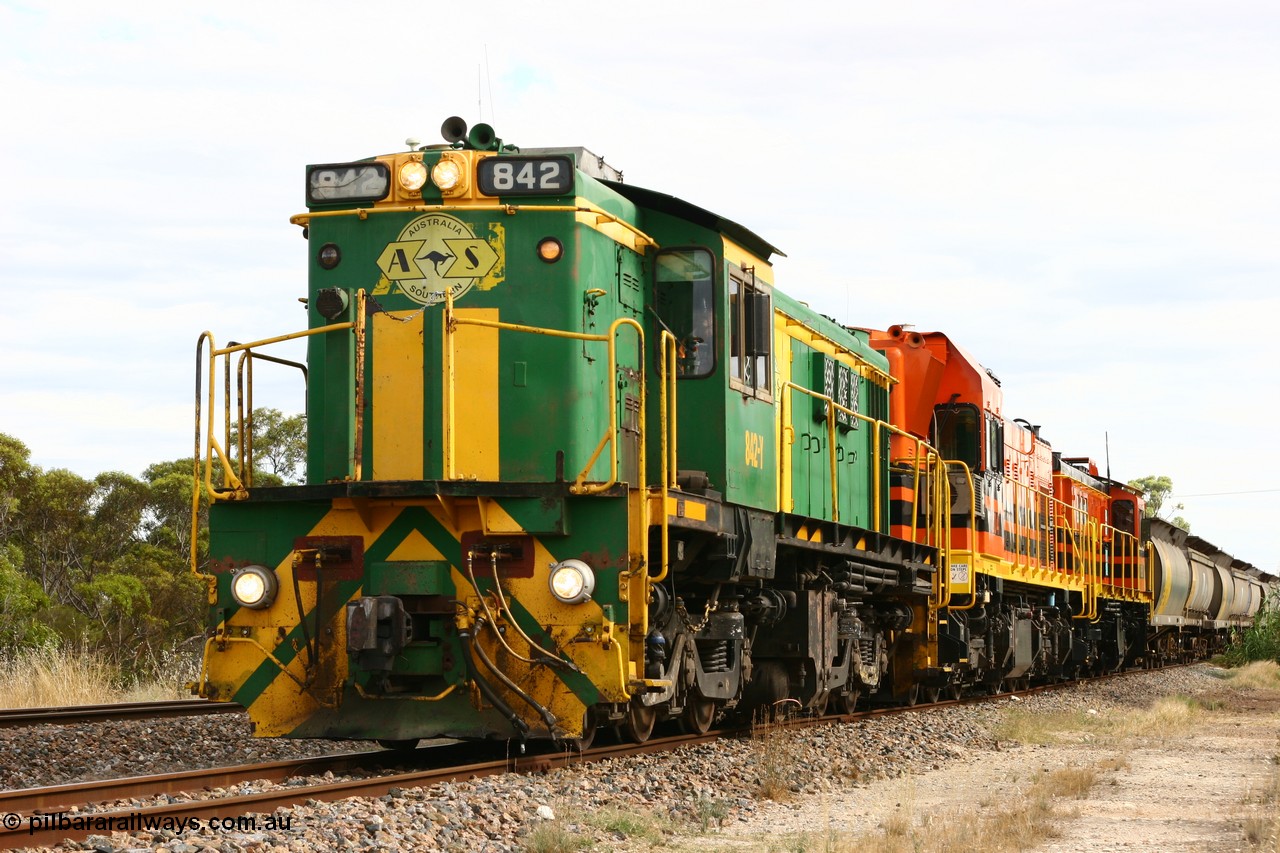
[729,267,771,399]
[1112,499,1135,536]
[933,403,980,471]
[655,248,715,378]
[986,414,1004,473]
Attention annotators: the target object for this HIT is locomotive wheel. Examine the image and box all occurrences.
[376,739,419,751]
[680,697,716,735]
[623,700,657,743]
[903,684,920,706]
[831,688,860,714]
[922,687,942,704]
[568,709,598,752]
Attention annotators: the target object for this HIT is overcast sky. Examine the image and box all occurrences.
[2,1,1276,570]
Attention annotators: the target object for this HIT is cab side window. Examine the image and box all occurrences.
[729,267,771,399]
[1112,499,1135,536]
[654,248,715,378]
[933,404,980,471]
[986,414,1004,473]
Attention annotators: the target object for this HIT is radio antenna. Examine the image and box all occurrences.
[485,44,496,125]
[1105,431,1111,482]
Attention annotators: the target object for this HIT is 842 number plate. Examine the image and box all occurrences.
[477,156,573,196]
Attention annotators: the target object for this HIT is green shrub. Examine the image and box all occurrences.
[1221,591,1280,667]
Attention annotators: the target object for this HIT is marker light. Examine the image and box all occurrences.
[398,159,428,192]
[317,243,341,270]
[537,237,563,263]
[231,565,278,610]
[548,559,595,605]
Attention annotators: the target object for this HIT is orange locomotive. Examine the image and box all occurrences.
[867,325,1227,694]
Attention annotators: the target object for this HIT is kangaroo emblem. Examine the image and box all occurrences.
[420,250,453,274]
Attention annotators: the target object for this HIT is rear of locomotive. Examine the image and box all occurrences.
[191,121,655,743]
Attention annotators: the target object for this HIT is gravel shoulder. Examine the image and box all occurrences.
[636,666,1280,853]
[1038,691,1280,853]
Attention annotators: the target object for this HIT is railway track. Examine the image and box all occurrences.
[0,699,243,728]
[0,665,1195,848]
[0,732,721,847]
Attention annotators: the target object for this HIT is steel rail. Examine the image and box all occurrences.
[1,741,532,812]
[0,700,244,729]
[0,749,390,814]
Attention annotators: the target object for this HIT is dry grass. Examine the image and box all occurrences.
[583,806,673,845]
[753,721,802,801]
[747,706,819,799]
[1226,661,1280,691]
[767,761,1111,853]
[521,800,682,851]
[0,644,197,708]
[1047,764,1101,799]
[995,694,1206,748]
[1243,749,1280,851]
[524,821,588,853]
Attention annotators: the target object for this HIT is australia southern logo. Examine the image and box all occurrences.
[375,214,501,305]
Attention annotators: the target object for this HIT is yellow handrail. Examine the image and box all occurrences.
[1103,528,1145,599]
[933,461,1150,614]
[201,321,357,495]
[192,317,360,576]
[650,331,678,584]
[442,288,645,494]
[231,349,308,490]
[779,380,949,542]
[290,203,660,252]
[1055,512,1100,620]
[940,460,980,610]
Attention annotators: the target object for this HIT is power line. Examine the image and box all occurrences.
[1171,488,1280,498]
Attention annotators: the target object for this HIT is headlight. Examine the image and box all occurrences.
[549,559,595,605]
[431,152,468,196]
[398,159,427,192]
[231,565,278,609]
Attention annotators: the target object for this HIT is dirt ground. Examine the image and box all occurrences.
[642,678,1280,852]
